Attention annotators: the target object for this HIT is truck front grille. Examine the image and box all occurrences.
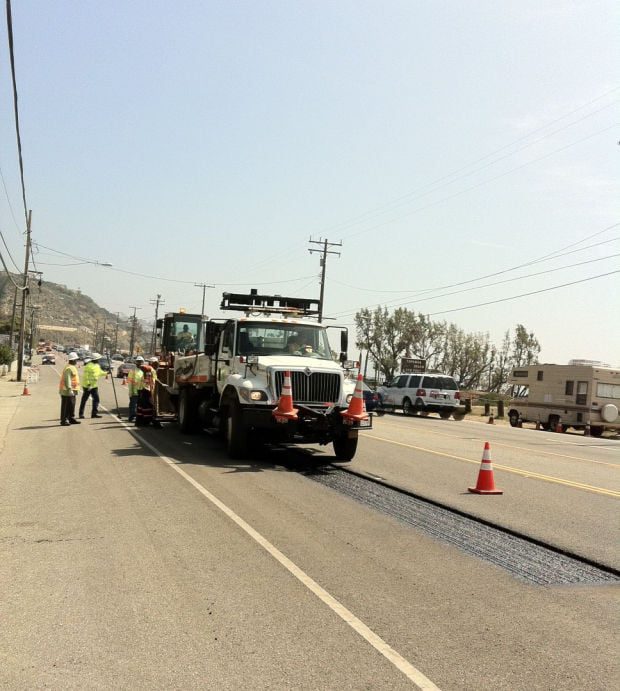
[274,370,341,405]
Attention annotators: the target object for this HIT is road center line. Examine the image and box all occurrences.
[375,420,620,468]
[366,434,620,498]
[103,409,440,690]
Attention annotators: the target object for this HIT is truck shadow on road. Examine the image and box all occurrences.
[107,423,339,474]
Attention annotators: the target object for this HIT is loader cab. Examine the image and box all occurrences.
[158,312,203,355]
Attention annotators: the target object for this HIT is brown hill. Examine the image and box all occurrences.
[0,273,149,353]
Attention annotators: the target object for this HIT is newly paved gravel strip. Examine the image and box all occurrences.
[308,468,619,586]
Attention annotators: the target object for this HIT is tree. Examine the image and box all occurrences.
[355,307,416,381]
[0,344,14,366]
[511,324,541,367]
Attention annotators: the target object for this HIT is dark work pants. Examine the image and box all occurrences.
[60,394,76,423]
[79,387,100,417]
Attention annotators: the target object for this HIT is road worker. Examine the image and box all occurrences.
[127,355,145,422]
[135,362,160,427]
[79,352,106,419]
[59,352,81,426]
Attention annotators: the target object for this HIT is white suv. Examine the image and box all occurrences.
[378,373,464,419]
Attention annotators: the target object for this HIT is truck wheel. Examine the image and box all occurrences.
[508,411,519,427]
[333,432,358,462]
[178,389,198,434]
[439,410,452,419]
[590,426,604,438]
[226,401,249,459]
[402,397,413,416]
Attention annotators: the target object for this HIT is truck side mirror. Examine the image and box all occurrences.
[340,331,348,355]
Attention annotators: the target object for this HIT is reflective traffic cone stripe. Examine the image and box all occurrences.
[468,442,503,495]
[341,373,369,425]
[272,371,298,423]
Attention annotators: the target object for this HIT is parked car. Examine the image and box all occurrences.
[110,353,124,361]
[117,361,135,378]
[361,382,381,412]
[41,354,56,365]
[377,372,464,419]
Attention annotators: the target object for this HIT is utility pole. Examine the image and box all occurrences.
[128,306,141,356]
[9,284,18,349]
[149,294,165,354]
[113,313,120,353]
[308,237,341,322]
[194,283,214,318]
[16,210,32,382]
[100,318,107,353]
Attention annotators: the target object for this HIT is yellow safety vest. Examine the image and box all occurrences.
[59,364,79,396]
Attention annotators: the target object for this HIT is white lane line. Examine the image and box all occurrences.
[102,408,440,690]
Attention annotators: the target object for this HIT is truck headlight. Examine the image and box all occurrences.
[239,388,268,402]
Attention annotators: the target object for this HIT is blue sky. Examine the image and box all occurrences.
[0,1,618,364]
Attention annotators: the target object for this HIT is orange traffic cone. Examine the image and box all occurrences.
[122,376,127,386]
[468,442,503,495]
[341,373,369,425]
[488,415,494,424]
[21,382,31,396]
[272,371,298,423]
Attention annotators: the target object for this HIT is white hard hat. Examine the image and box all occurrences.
[67,352,78,361]
[149,356,159,363]
[91,352,102,360]
[83,357,92,364]
[135,355,145,362]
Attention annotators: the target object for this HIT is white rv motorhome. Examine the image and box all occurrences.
[507,364,620,436]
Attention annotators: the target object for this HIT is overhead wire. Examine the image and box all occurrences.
[5,0,28,223]
[426,271,619,317]
[329,253,619,319]
[322,100,619,238]
[240,87,620,271]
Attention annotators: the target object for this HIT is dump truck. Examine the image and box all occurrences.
[154,291,371,460]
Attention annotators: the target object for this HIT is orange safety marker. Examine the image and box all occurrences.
[21,383,31,396]
[468,442,503,495]
[341,373,369,425]
[272,371,298,423]
[122,376,127,386]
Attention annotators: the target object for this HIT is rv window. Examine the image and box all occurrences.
[565,381,574,396]
[597,383,620,399]
[537,371,544,381]
[512,370,528,378]
[576,381,588,405]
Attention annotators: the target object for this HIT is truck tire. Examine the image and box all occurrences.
[439,410,452,419]
[333,432,358,462]
[226,401,249,459]
[402,397,413,416]
[590,426,604,438]
[178,388,198,434]
[508,411,519,427]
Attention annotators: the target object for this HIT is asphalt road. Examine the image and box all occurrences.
[0,363,618,690]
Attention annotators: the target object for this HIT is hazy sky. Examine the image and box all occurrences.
[0,1,618,364]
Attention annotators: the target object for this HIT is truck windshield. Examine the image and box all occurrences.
[237,322,333,360]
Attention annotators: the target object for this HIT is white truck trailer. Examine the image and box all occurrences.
[155,291,371,460]
[507,363,620,436]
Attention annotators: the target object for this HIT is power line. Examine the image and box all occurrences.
[327,228,620,318]
[340,122,620,243]
[426,271,619,317]
[320,100,620,239]
[5,0,28,223]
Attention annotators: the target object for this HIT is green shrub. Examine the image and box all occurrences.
[0,343,15,366]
